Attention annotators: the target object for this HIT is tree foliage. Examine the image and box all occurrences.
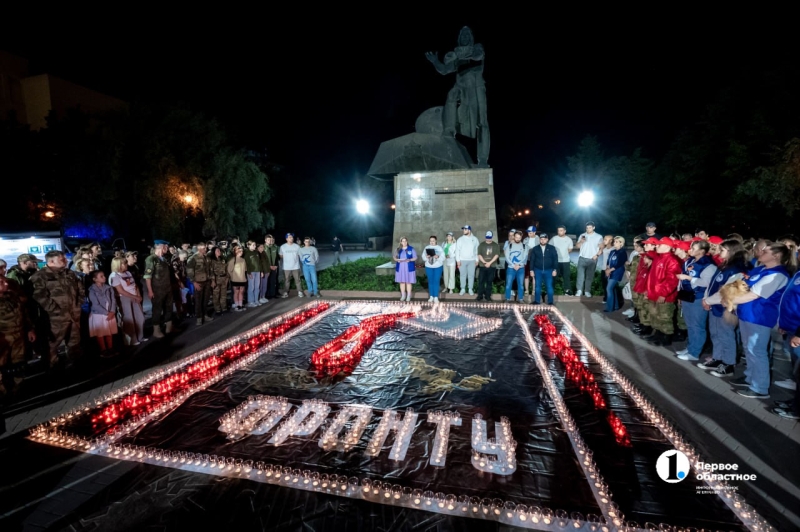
[1,103,273,244]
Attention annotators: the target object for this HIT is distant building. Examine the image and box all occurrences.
[0,50,126,130]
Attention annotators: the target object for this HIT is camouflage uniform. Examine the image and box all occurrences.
[211,257,229,312]
[0,285,31,399]
[6,264,47,358]
[649,301,676,334]
[144,254,174,329]
[626,255,641,310]
[187,251,213,323]
[30,266,84,365]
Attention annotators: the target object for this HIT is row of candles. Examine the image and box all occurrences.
[427,410,462,467]
[514,307,622,527]
[33,428,726,531]
[534,314,632,448]
[545,306,773,532]
[33,301,339,446]
[365,408,418,461]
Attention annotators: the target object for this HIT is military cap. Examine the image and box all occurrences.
[17,253,40,263]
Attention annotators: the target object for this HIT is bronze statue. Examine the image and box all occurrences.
[425,26,490,167]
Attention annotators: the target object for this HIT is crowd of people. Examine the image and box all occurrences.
[394,221,800,420]
[0,233,322,403]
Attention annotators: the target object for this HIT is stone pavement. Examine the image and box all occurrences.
[1,296,798,531]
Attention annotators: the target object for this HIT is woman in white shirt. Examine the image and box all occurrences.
[424,236,446,303]
[442,232,457,294]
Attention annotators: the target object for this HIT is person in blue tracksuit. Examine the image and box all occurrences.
[675,240,717,361]
[727,243,796,399]
[603,236,629,312]
[774,268,800,419]
[700,240,748,377]
[529,233,559,305]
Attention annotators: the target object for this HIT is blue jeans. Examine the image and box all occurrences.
[740,320,772,395]
[605,277,620,311]
[259,272,269,299]
[426,266,442,297]
[247,272,261,304]
[681,298,708,357]
[535,270,555,304]
[505,267,525,300]
[303,265,318,295]
[709,313,737,364]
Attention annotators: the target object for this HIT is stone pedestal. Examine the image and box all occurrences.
[392,168,498,255]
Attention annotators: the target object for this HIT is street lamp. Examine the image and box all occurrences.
[577,191,594,207]
[356,199,370,214]
[184,194,194,205]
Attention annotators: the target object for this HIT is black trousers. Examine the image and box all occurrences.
[558,262,572,294]
[477,266,495,300]
[152,287,173,327]
[194,281,212,318]
[266,266,279,298]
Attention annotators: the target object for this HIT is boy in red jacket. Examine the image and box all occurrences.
[633,237,659,337]
[646,238,682,346]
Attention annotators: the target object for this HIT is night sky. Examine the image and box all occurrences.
[3,14,794,234]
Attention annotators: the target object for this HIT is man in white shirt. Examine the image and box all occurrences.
[279,233,302,298]
[455,224,479,295]
[574,221,604,297]
[550,225,574,295]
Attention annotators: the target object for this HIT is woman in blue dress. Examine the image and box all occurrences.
[394,237,417,302]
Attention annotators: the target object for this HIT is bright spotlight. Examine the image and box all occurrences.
[356,199,370,214]
[410,188,422,199]
[577,191,594,207]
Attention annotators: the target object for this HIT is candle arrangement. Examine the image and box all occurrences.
[534,313,631,447]
[427,410,461,467]
[471,414,517,475]
[319,404,373,452]
[27,300,774,532]
[399,306,502,339]
[365,408,418,461]
[311,311,417,375]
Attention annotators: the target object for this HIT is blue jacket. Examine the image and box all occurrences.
[680,255,715,299]
[395,246,416,273]
[706,261,747,318]
[738,265,790,328]
[778,271,800,336]
[529,244,559,271]
[607,248,628,282]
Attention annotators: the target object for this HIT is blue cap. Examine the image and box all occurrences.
[527,226,536,233]
[485,231,493,239]
[285,233,295,239]
[462,225,471,230]
[154,240,169,245]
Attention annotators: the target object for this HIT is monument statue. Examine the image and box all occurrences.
[425,26,490,167]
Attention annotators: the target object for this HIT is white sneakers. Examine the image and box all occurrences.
[459,290,466,295]
[622,308,635,317]
[401,294,412,301]
[575,290,583,297]
[428,296,434,302]
[298,292,305,297]
[433,297,439,303]
[468,291,474,296]
[775,379,797,390]
[258,298,269,304]
[675,349,689,356]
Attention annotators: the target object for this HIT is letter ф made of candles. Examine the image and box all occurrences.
[427,410,462,467]
[471,414,517,475]
[364,408,419,460]
[319,405,373,452]
[269,399,331,445]
[218,395,292,441]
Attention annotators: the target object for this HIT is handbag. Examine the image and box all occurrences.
[622,283,632,300]
[677,289,696,303]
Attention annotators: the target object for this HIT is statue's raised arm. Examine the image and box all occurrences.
[425,51,457,75]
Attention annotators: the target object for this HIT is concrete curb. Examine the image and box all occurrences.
[316,290,589,302]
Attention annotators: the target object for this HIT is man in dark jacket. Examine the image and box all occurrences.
[529,233,559,305]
